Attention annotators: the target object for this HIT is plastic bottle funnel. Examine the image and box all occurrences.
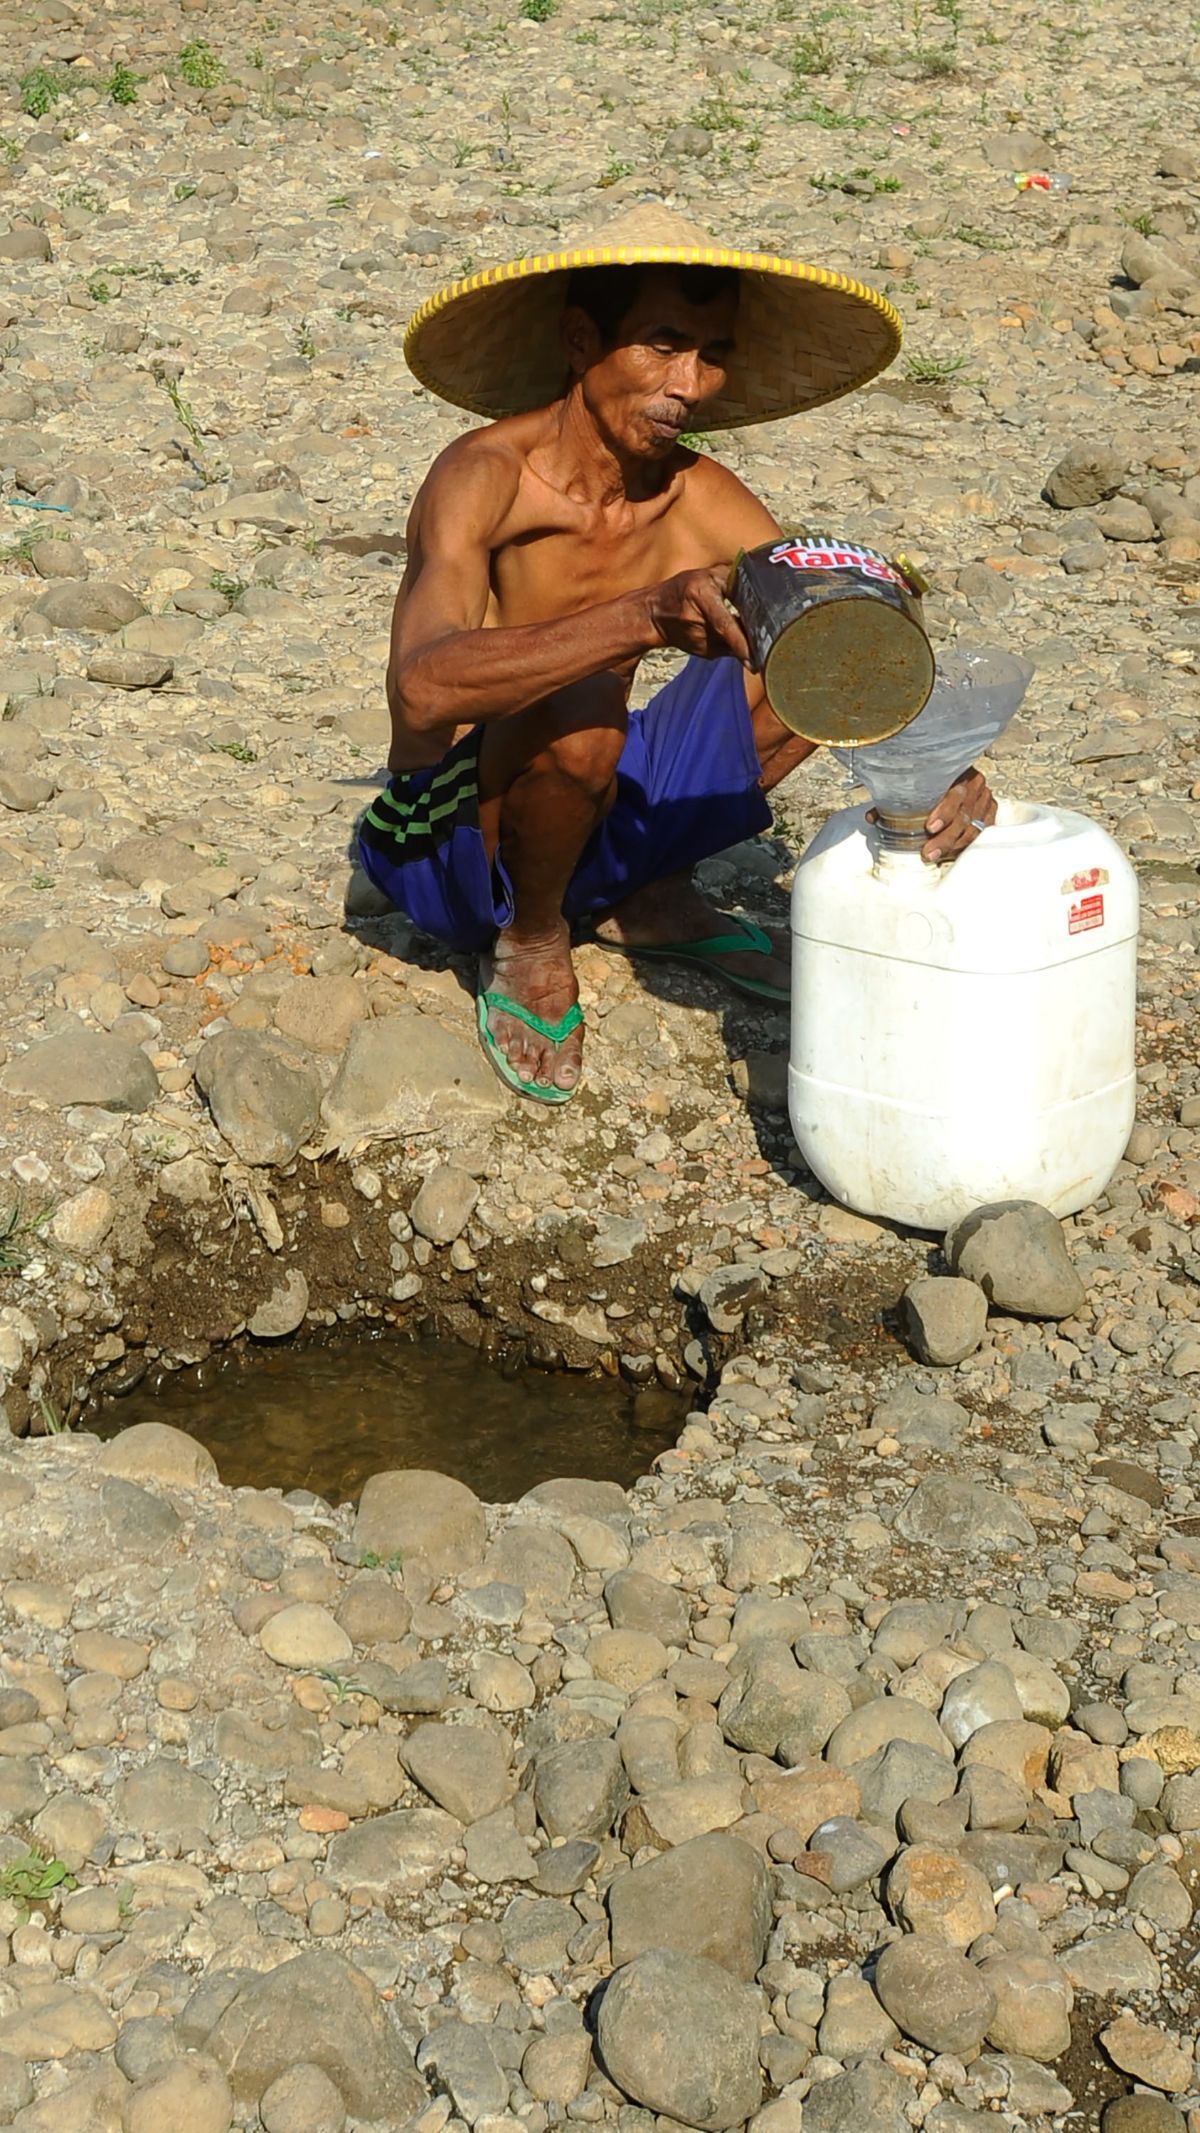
[830,642,1034,848]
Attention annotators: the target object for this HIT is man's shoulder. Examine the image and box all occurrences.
[677,447,780,542]
[415,422,527,540]
[425,420,526,491]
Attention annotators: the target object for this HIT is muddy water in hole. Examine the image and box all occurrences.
[89,1334,686,1504]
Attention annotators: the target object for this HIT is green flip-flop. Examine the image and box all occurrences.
[591,916,789,1005]
[476,987,585,1104]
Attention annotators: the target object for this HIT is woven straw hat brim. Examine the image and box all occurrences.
[404,240,902,430]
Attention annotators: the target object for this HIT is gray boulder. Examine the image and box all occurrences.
[804,2058,912,2133]
[534,1737,628,1841]
[855,1738,958,1829]
[200,1951,422,2116]
[410,1164,479,1246]
[416,2018,508,2123]
[607,1832,771,1981]
[1102,2100,1188,2133]
[115,1759,220,1848]
[983,128,1052,171]
[719,1640,849,1756]
[194,1030,322,1165]
[604,1568,690,1646]
[2,1027,158,1113]
[871,1388,969,1450]
[34,579,145,632]
[696,1264,766,1333]
[87,647,173,688]
[1060,1926,1161,1997]
[874,1934,996,2056]
[354,1468,485,1571]
[0,225,53,262]
[596,1951,762,2131]
[102,834,200,888]
[326,1808,461,1899]
[1044,445,1129,510]
[248,1270,309,1340]
[945,1201,1086,1319]
[895,1476,1036,1553]
[321,1013,506,1152]
[977,1951,1073,2061]
[901,1275,988,1366]
[401,1721,513,1824]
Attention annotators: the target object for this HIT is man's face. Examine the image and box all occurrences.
[565,268,738,457]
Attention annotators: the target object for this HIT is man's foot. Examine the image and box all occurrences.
[480,922,585,1096]
[593,877,790,1000]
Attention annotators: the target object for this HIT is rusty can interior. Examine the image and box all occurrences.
[762,596,935,746]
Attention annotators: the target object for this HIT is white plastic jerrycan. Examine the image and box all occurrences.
[788,647,1139,1231]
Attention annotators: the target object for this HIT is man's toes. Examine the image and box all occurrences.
[553,1046,581,1091]
[493,1013,534,1080]
[513,1033,542,1081]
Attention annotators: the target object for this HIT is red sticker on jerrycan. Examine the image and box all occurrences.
[1068,893,1105,935]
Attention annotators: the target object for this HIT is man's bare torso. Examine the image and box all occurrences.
[386,404,775,770]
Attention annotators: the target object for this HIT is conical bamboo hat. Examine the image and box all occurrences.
[403,201,901,429]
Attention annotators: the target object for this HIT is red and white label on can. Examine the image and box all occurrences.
[768,538,906,587]
[1068,892,1105,935]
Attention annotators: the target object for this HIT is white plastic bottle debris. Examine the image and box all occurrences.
[789,650,1139,1230]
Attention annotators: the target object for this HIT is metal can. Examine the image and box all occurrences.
[730,532,935,747]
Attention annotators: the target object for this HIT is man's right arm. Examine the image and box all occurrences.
[387,444,750,740]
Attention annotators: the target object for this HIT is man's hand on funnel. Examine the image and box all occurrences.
[921,766,997,862]
[867,766,997,864]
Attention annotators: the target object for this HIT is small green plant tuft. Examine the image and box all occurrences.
[106,62,143,106]
[0,135,21,164]
[151,364,222,484]
[904,352,972,385]
[358,1549,404,1572]
[0,525,70,566]
[37,1393,67,1435]
[295,316,316,360]
[319,1670,372,1703]
[61,181,102,212]
[210,569,247,603]
[0,1852,76,1912]
[0,1199,52,1274]
[178,38,225,88]
[598,155,634,187]
[213,738,258,763]
[519,0,557,18]
[952,223,1015,252]
[791,29,834,77]
[811,167,901,197]
[174,178,197,201]
[137,1132,180,1166]
[690,88,742,133]
[789,94,865,130]
[19,66,68,119]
